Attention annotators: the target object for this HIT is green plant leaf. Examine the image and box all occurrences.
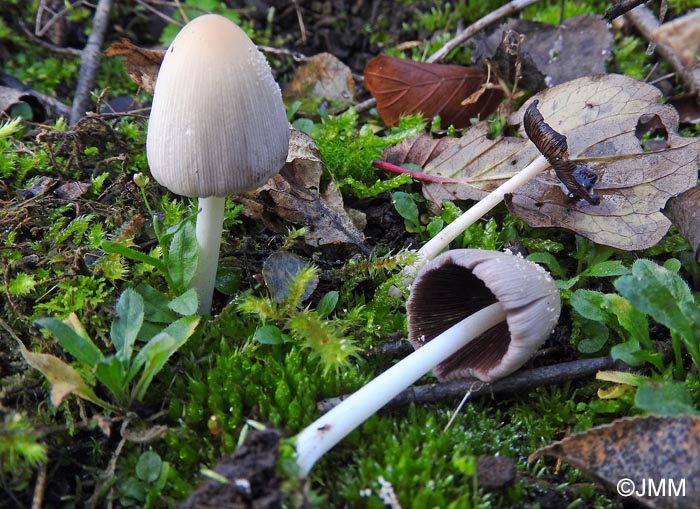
[167,221,198,292]
[254,325,286,345]
[111,288,144,362]
[634,381,700,415]
[576,319,609,354]
[392,191,420,228]
[615,259,699,340]
[168,288,199,316]
[581,260,629,278]
[102,241,166,272]
[35,317,102,366]
[17,341,109,408]
[136,451,162,483]
[316,291,339,318]
[129,316,200,401]
[570,290,608,322]
[95,355,127,404]
[611,339,663,369]
[136,284,178,323]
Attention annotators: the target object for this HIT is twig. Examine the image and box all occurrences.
[426,0,543,64]
[317,356,628,412]
[31,464,47,509]
[18,18,82,56]
[70,0,114,124]
[355,0,545,114]
[625,5,700,94]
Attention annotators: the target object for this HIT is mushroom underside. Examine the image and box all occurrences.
[408,262,512,380]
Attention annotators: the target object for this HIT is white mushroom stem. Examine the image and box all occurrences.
[190,196,226,314]
[294,301,506,476]
[407,154,549,277]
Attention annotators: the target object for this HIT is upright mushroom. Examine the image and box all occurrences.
[147,14,289,313]
[294,249,560,475]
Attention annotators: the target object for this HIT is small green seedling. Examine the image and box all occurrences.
[20,288,200,411]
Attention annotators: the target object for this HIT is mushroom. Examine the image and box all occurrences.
[407,248,561,382]
[294,249,560,475]
[146,14,289,313]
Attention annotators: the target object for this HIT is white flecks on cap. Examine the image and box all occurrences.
[146,14,289,198]
[406,249,561,382]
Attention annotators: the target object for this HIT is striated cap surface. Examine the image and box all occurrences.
[146,14,289,197]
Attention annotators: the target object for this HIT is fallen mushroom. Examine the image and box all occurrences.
[146,14,289,313]
[295,249,560,475]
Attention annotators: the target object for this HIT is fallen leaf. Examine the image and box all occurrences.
[53,181,91,200]
[652,10,700,70]
[243,129,366,249]
[363,54,502,128]
[663,186,700,262]
[472,15,613,88]
[529,414,700,509]
[283,52,355,114]
[263,251,318,303]
[668,94,700,124]
[0,85,45,121]
[420,74,700,250]
[382,132,458,167]
[104,39,164,95]
[17,340,104,407]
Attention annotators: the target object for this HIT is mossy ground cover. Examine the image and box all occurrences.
[2,1,700,508]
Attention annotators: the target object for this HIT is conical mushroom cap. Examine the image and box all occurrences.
[407,249,561,382]
[146,14,289,197]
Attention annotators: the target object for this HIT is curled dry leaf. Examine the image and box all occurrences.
[241,128,366,249]
[529,414,700,509]
[104,39,165,95]
[663,186,700,263]
[420,74,700,251]
[363,54,502,128]
[0,85,45,120]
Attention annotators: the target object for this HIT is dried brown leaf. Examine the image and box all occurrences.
[652,10,700,70]
[104,39,164,95]
[248,129,366,249]
[282,52,355,114]
[472,15,613,88]
[663,186,700,262]
[529,414,700,509]
[382,132,458,167]
[363,54,502,128]
[420,74,700,250]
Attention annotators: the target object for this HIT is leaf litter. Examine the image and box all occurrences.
[530,414,700,509]
[409,74,700,250]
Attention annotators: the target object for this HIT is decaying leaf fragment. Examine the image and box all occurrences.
[419,74,700,251]
[242,129,366,249]
[104,40,165,95]
[363,54,502,128]
[663,186,700,263]
[283,52,355,114]
[382,132,458,167]
[529,414,700,509]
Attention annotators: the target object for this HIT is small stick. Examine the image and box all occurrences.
[426,0,543,64]
[317,356,626,413]
[70,0,113,124]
